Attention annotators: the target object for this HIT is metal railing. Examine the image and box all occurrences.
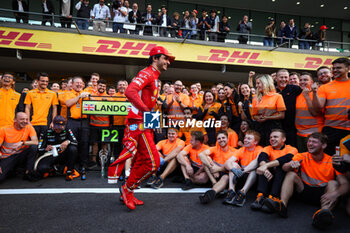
[1,8,349,53]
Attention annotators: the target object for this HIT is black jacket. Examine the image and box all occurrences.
[38,128,78,154]
[141,12,156,25]
[12,0,29,12]
[128,10,142,24]
[42,0,55,14]
[157,14,171,26]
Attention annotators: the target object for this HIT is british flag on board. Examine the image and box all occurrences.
[83,103,95,111]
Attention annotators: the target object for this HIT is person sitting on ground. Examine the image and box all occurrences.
[178,107,207,145]
[36,115,79,181]
[177,131,210,190]
[223,130,263,206]
[276,133,349,229]
[198,131,237,204]
[251,129,298,213]
[0,112,39,182]
[147,128,186,189]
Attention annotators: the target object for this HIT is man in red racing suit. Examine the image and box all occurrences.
[108,46,175,210]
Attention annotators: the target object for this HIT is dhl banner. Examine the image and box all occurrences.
[0,26,341,70]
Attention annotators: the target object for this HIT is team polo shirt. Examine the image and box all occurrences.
[317,79,350,130]
[292,152,342,187]
[113,92,128,126]
[252,92,286,117]
[90,93,110,127]
[189,94,203,115]
[84,86,98,95]
[24,88,59,126]
[261,144,298,161]
[0,124,36,158]
[198,102,222,121]
[58,90,68,119]
[0,88,20,127]
[295,92,324,137]
[65,90,87,119]
[178,125,207,145]
[233,146,263,167]
[182,144,210,167]
[208,144,236,165]
[156,138,186,159]
[167,93,190,121]
[216,128,238,148]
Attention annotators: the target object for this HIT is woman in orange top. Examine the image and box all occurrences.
[188,84,203,115]
[217,88,227,105]
[196,90,222,146]
[252,75,286,146]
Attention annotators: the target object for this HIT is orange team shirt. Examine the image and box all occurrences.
[216,128,238,148]
[317,79,350,130]
[0,88,20,127]
[233,146,263,167]
[24,88,59,126]
[209,145,237,165]
[112,92,128,126]
[340,135,350,156]
[84,86,98,95]
[65,90,87,119]
[262,144,298,161]
[182,144,210,167]
[295,93,324,137]
[0,124,36,158]
[58,90,68,119]
[199,102,222,121]
[188,94,203,115]
[252,92,286,117]
[178,123,207,145]
[166,93,190,120]
[156,138,186,158]
[292,152,342,187]
[90,93,110,127]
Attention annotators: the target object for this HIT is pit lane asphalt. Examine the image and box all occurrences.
[1,171,349,233]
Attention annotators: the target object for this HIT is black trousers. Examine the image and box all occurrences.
[67,118,89,168]
[42,15,53,26]
[36,144,78,174]
[33,125,48,139]
[15,13,28,23]
[257,166,286,198]
[60,16,72,28]
[0,146,36,182]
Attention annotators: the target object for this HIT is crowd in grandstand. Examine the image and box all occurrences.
[0,55,349,228]
[10,0,328,48]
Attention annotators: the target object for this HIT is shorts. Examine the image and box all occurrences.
[89,126,108,144]
[296,183,325,206]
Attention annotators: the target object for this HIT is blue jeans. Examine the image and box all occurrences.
[298,41,310,50]
[113,22,126,33]
[76,19,89,30]
[263,37,274,46]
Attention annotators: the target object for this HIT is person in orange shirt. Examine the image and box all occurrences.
[166,80,190,123]
[217,114,238,148]
[295,72,324,152]
[24,73,59,137]
[316,66,332,85]
[177,131,209,190]
[0,112,39,182]
[251,129,298,212]
[89,79,110,168]
[84,72,100,95]
[223,130,263,206]
[312,57,350,155]
[252,74,286,146]
[0,72,20,128]
[274,133,350,229]
[196,90,222,146]
[148,128,186,189]
[188,84,203,115]
[65,76,91,180]
[198,130,236,204]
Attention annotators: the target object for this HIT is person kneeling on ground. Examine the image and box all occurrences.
[177,131,209,190]
[36,115,79,181]
[251,129,298,213]
[198,130,237,204]
[223,130,263,206]
[0,112,39,182]
[276,133,349,229]
[147,128,185,189]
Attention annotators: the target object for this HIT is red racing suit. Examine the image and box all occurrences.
[108,65,161,189]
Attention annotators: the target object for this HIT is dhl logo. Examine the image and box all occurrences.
[294,57,333,69]
[197,49,273,66]
[0,30,52,49]
[82,40,157,56]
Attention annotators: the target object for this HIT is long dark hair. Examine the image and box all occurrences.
[201,90,216,107]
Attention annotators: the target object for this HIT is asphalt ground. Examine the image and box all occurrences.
[1,171,349,233]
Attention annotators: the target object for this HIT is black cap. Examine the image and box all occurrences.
[53,115,66,130]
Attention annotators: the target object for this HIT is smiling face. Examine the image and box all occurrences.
[14,112,29,129]
[218,89,226,101]
[332,63,349,80]
[244,133,257,148]
[1,74,14,88]
[204,92,214,104]
[317,68,332,84]
[240,121,249,133]
[223,86,233,98]
[307,136,325,155]
[276,71,289,90]
[72,78,84,92]
[269,131,285,149]
[255,79,263,93]
[217,133,228,148]
[97,83,106,94]
[240,84,250,97]
[167,129,178,142]
[38,76,49,90]
[299,75,312,89]
[155,54,171,73]
[190,84,198,95]
[220,115,229,128]
[289,74,300,86]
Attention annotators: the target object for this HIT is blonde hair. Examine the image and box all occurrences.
[256,74,276,102]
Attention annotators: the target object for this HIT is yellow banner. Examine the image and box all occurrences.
[0,26,340,70]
